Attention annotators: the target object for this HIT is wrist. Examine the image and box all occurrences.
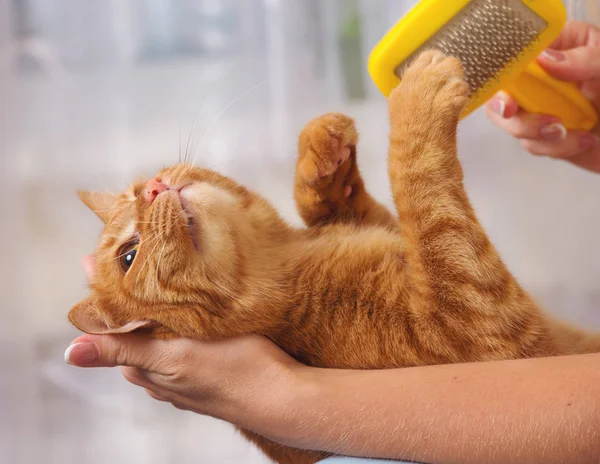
[247,363,327,448]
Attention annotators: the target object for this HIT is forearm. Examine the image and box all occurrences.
[259,354,600,464]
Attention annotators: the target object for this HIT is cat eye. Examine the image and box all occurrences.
[118,241,139,273]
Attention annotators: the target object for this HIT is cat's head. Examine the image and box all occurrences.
[69,164,284,339]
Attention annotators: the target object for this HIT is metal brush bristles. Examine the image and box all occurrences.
[395,0,548,96]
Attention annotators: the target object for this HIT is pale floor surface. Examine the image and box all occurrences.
[2,58,600,464]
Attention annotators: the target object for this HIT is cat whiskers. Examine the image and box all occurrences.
[93,173,118,197]
[178,62,242,166]
[134,230,169,290]
[190,78,269,167]
[148,208,189,293]
[134,209,188,291]
[154,240,169,292]
[182,94,207,165]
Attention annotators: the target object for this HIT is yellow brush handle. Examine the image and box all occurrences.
[503,61,598,131]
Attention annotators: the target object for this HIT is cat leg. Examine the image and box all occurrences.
[295,112,395,228]
[387,51,552,361]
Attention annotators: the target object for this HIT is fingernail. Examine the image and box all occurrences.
[541,49,566,62]
[540,123,568,141]
[64,342,99,365]
[491,97,506,118]
[579,134,599,151]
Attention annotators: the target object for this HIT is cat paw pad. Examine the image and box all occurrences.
[298,113,358,185]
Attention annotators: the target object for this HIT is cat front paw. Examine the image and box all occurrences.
[389,50,469,125]
[296,113,358,197]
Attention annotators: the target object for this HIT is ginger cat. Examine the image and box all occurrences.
[69,51,600,464]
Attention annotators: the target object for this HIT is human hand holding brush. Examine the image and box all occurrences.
[487,21,600,173]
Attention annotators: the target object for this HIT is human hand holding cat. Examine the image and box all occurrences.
[486,21,600,173]
[66,256,301,431]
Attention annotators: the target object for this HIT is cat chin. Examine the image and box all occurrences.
[178,182,238,252]
[180,181,239,210]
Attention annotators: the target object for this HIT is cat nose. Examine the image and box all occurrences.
[143,178,169,203]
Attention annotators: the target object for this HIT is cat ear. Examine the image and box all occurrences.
[77,191,117,224]
[69,297,157,335]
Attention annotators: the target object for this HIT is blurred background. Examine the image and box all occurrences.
[1,1,599,463]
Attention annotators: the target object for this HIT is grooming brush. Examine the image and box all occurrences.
[368,0,598,131]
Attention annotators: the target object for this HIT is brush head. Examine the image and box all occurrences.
[368,0,570,119]
[394,0,547,98]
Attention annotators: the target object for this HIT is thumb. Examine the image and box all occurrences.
[538,47,600,82]
[64,333,166,371]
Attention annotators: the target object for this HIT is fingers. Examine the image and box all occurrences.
[538,46,600,83]
[486,92,600,161]
[64,333,182,373]
[548,21,600,51]
[144,387,187,410]
[65,334,206,408]
[64,332,299,429]
[121,365,181,395]
[485,22,600,172]
[122,366,154,389]
[563,145,600,174]
[145,388,169,402]
[485,91,519,120]
[520,131,599,158]
[143,386,192,412]
[486,102,563,140]
[125,368,185,406]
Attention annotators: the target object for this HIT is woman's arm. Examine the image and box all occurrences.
[66,334,600,464]
[279,354,600,464]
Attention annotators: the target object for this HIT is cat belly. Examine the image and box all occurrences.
[278,226,563,369]
[279,227,425,369]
